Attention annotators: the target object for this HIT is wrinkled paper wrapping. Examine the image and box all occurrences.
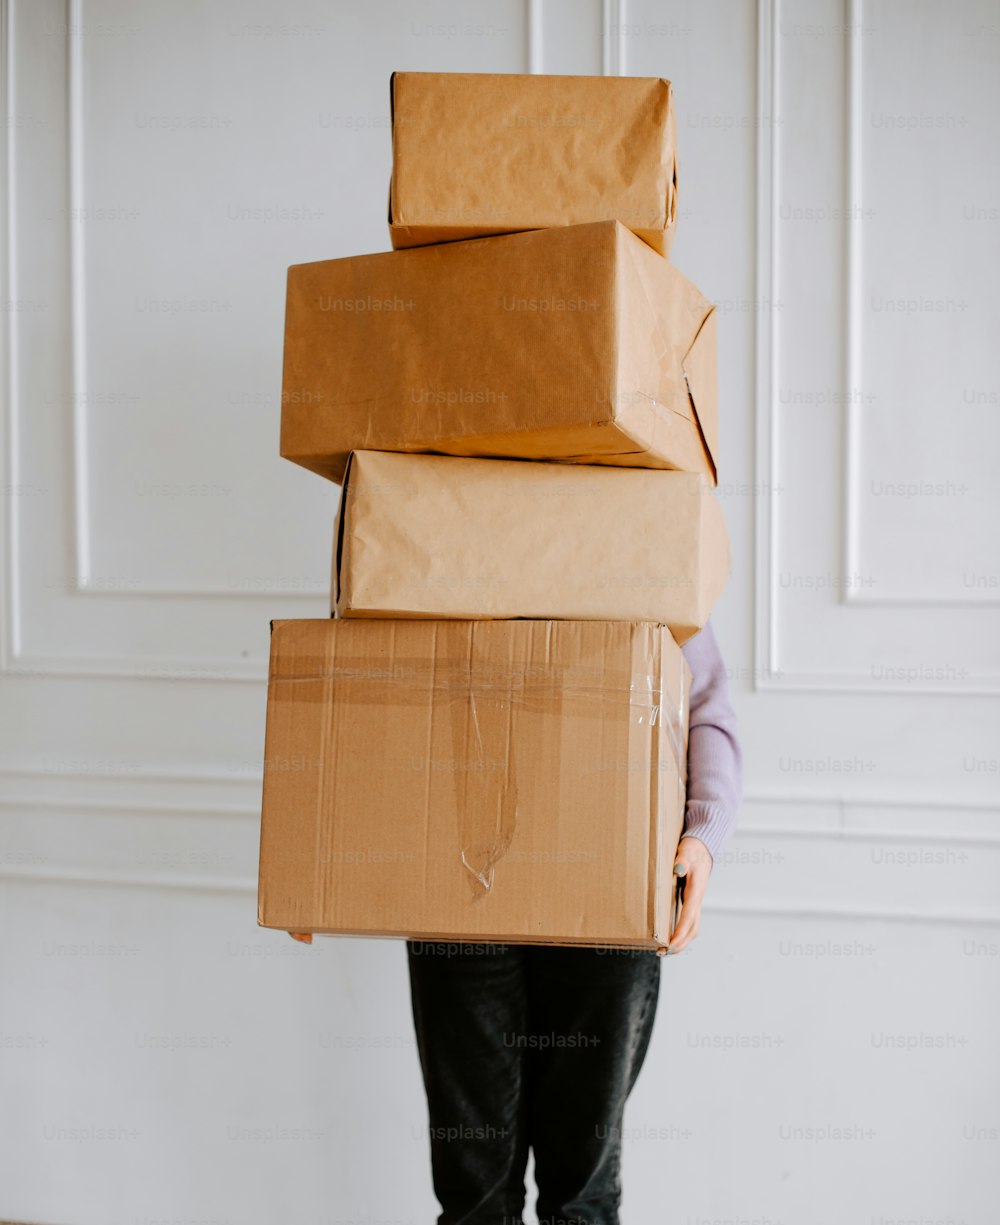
[388,71,679,256]
[281,221,717,485]
[333,450,730,644]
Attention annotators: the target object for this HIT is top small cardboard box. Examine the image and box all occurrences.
[388,71,679,257]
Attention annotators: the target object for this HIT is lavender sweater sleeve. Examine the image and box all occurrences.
[678,620,743,863]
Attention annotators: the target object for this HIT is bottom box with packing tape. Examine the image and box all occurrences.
[257,618,690,949]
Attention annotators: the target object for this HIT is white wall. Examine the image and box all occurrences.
[1,0,998,1222]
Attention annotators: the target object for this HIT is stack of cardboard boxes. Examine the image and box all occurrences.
[257,72,729,952]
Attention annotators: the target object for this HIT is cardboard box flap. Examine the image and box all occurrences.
[665,89,679,228]
[681,309,719,484]
[330,453,355,608]
[612,225,717,482]
[387,72,400,226]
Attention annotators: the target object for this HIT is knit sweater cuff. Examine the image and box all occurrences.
[681,801,735,865]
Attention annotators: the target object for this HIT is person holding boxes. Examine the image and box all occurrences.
[262,70,744,1224]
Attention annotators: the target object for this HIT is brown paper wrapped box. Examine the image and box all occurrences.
[388,71,679,256]
[257,618,690,949]
[281,220,717,485]
[332,450,730,644]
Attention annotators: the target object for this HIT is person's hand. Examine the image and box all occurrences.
[665,836,713,955]
[288,932,313,944]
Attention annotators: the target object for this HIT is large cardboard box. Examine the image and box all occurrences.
[388,71,679,256]
[281,220,717,485]
[257,619,690,949]
[332,450,730,644]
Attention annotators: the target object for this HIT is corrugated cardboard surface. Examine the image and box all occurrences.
[281,221,716,484]
[389,71,678,256]
[257,619,690,949]
[333,451,730,643]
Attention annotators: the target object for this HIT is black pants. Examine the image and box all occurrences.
[406,939,662,1225]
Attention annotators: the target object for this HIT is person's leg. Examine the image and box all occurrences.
[525,945,661,1225]
[406,939,531,1225]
